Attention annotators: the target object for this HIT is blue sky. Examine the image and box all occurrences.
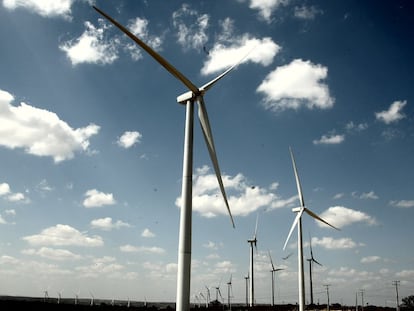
[0,0,413,307]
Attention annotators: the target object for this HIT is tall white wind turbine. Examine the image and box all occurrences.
[268,250,284,306]
[283,147,339,311]
[247,214,259,307]
[227,274,233,310]
[93,6,246,311]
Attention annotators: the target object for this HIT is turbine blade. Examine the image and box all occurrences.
[199,48,252,93]
[197,98,235,228]
[289,147,305,208]
[283,207,304,250]
[254,213,259,239]
[309,232,314,258]
[304,208,339,231]
[93,6,199,94]
[313,258,323,266]
[268,249,275,270]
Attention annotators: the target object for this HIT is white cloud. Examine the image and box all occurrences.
[22,247,82,261]
[0,215,6,224]
[6,192,26,202]
[176,165,294,218]
[248,0,290,22]
[333,193,344,199]
[60,21,119,66]
[294,5,323,20]
[201,35,279,75]
[0,89,99,162]
[172,4,209,50]
[390,200,414,208]
[345,121,368,132]
[3,0,75,19]
[359,191,379,200]
[119,245,165,254]
[257,59,334,112]
[117,131,142,148]
[313,133,345,145]
[23,224,104,247]
[361,256,381,263]
[375,100,407,124]
[0,183,11,196]
[318,206,377,228]
[312,236,358,249]
[141,228,155,238]
[83,189,116,208]
[125,17,163,61]
[90,217,131,231]
[5,209,16,216]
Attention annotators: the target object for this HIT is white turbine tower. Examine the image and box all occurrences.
[93,7,243,311]
[89,291,94,306]
[268,250,284,306]
[247,214,259,307]
[283,147,339,311]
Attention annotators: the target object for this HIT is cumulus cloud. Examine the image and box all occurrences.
[201,35,280,75]
[294,5,323,20]
[60,20,119,66]
[257,59,334,112]
[2,0,75,19]
[83,189,116,208]
[90,217,131,231]
[125,17,163,60]
[390,200,414,208]
[117,131,142,148]
[312,236,358,249]
[175,165,296,218]
[375,100,407,124]
[313,133,345,145]
[141,228,155,238]
[172,4,209,50]
[22,247,82,261]
[318,206,377,228]
[361,255,381,263]
[119,245,165,254]
[0,89,99,162]
[23,224,104,247]
[248,0,290,22]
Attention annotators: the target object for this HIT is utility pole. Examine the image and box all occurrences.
[324,285,331,311]
[360,289,365,311]
[393,280,400,311]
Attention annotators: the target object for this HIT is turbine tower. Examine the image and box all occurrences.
[283,147,339,311]
[244,273,249,306]
[93,6,247,311]
[307,234,322,306]
[227,274,233,310]
[268,250,284,306]
[247,214,259,307]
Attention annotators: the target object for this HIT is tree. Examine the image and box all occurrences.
[402,295,414,308]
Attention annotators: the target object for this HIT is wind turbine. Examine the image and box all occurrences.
[93,6,242,311]
[283,147,339,311]
[268,250,284,306]
[244,272,249,307]
[227,274,233,310]
[247,214,259,307]
[307,233,322,306]
[89,291,94,306]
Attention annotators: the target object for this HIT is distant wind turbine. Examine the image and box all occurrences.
[43,290,49,303]
[227,274,233,310]
[268,250,284,306]
[283,147,339,311]
[307,233,322,305]
[89,291,94,306]
[93,6,245,311]
[73,291,80,305]
[244,272,249,307]
[247,214,259,307]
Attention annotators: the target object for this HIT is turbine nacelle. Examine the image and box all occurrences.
[177,90,201,104]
